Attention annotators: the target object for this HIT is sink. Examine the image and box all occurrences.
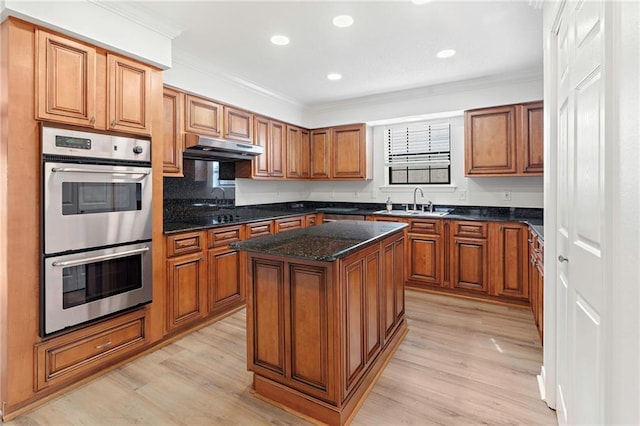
[373,209,452,217]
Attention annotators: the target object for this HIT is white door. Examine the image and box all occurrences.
[554,1,605,424]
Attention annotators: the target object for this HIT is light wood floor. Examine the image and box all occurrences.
[6,291,557,425]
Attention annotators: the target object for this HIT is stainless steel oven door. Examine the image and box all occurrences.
[43,241,152,335]
[43,162,152,254]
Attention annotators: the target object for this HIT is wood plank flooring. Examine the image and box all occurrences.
[6,291,557,425]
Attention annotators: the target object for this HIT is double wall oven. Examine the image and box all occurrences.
[41,126,153,335]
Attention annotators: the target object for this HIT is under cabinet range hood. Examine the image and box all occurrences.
[183,133,264,161]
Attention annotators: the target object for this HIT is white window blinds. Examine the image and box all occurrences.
[384,122,451,185]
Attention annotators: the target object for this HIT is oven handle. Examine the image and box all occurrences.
[51,247,150,267]
[51,167,150,176]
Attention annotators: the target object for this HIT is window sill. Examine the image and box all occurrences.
[379,185,457,193]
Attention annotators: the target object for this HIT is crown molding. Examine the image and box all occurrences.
[306,68,543,113]
[171,49,304,108]
[88,0,182,39]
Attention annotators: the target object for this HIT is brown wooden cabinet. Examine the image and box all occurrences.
[207,226,244,314]
[35,308,148,391]
[274,216,304,233]
[450,221,489,294]
[489,222,529,300]
[465,101,543,176]
[36,29,97,127]
[223,105,253,143]
[248,115,286,179]
[529,230,544,342]
[107,54,152,135]
[165,232,207,332]
[162,87,184,176]
[246,228,406,425]
[332,124,368,179]
[184,94,223,137]
[309,124,369,180]
[406,219,443,288]
[520,101,544,174]
[36,30,153,135]
[286,125,310,179]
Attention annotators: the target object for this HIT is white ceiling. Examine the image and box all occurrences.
[131,1,543,107]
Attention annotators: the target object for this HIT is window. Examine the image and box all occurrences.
[384,121,451,185]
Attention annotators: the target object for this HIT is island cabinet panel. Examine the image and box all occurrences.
[250,259,286,376]
[289,264,333,399]
[489,222,529,300]
[243,225,406,425]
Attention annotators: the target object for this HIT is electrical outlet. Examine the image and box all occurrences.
[458,189,467,201]
[502,190,512,201]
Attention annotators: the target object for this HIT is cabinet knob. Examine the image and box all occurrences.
[89,116,96,125]
[558,255,569,263]
[111,120,118,127]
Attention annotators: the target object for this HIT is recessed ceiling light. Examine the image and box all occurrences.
[333,15,354,28]
[411,0,433,4]
[327,73,342,81]
[270,35,290,46]
[436,49,456,59]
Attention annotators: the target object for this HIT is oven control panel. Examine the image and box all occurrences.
[42,126,151,164]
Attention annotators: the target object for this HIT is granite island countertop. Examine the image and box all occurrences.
[230,220,407,261]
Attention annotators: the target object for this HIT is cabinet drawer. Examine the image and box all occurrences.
[208,225,243,249]
[453,221,487,238]
[35,309,148,391]
[408,219,441,235]
[246,220,274,239]
[275,216,304,233]
[166,231,205,257]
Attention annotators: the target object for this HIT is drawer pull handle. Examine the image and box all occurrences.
[95,340,112,350]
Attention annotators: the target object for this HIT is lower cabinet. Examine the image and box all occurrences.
[35,308,149,391]
[529,230,544,342]
[208,225,244,314]
[370,215,535,307]
[166,250,207,331]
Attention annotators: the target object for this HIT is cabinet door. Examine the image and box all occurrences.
[36,30,96,127]
[381,235,405,342]
[185,95,222,137]
[107,54,152,135]
[451,236,488,293]
[223,106,252,143]
[162,87,183,176]
[310,128,331,179]
[286,125,302,178]
[166,252,207,331]
[300,128,310,178]
[253,116,271,177]
[407,234,442,287]
[208,248,244,313]
[490,223,529,300]
[465,105,517,175]
[332,124,366,179]
[520,101,544,174]
[270,120,286,178]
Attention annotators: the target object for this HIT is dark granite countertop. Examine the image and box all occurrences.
[163,201,542,234]
[230,220,407,261]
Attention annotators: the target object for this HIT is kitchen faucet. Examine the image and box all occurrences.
[211,186,226,203]
[413,187,424,211]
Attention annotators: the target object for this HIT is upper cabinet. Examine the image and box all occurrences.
[223,106,253,143]
[310,124,371,180]
[35,29,152,136]
[286,125,309,179]
[185,95,223,137]
[464,101,543,176]
[162,87,184,176]
[107,54,152,135]
[36,29,97,127]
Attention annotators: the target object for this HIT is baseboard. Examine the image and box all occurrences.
[536,365,546,401]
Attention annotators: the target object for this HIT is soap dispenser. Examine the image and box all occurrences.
[386,197,393,212]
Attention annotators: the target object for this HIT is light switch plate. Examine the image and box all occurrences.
[502,190,512,201]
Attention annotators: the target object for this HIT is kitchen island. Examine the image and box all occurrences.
[231,220,408,425]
